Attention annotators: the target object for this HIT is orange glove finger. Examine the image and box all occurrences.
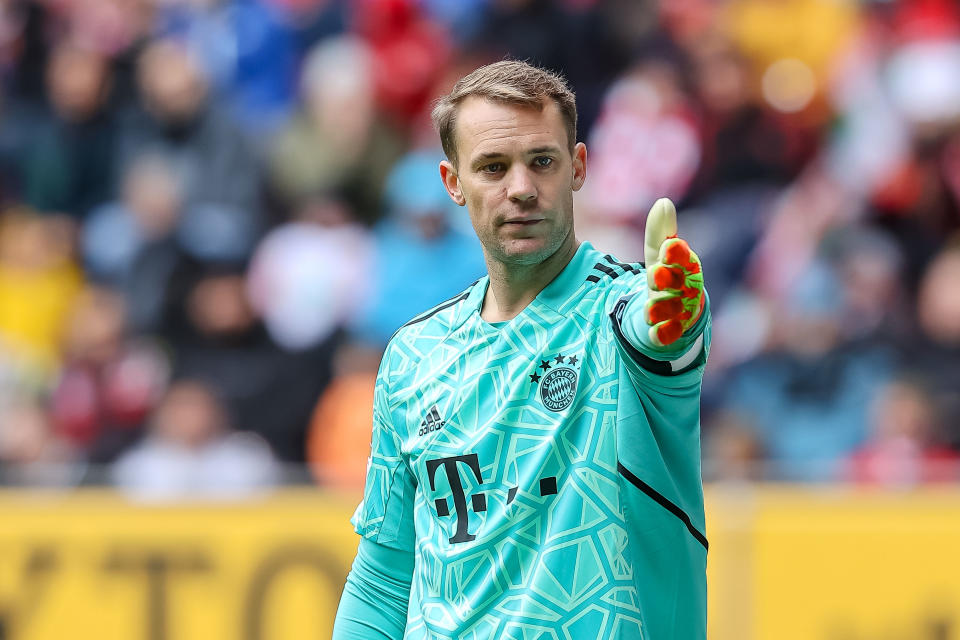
[650,319,684,347]
[646,295,685,324]
[651,264,686,291]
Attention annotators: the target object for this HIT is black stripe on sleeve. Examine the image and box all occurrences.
[608,295,673,376]
[586,275,601,283]
[617,462,708,551]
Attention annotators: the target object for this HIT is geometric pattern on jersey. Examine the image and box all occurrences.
[353,241,709,640]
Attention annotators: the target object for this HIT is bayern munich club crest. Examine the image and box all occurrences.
[529,352,580,412]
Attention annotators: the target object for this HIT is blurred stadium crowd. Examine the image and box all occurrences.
[0,0,958,496]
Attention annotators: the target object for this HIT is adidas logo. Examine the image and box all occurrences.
[418,405,446,436]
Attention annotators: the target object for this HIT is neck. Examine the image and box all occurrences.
[481,235,579,322]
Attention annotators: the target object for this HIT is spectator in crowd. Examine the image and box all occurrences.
[468,0,638,135]
[112,379,278,499]
[210,0,348,129]
[847,378,959,486]
[247,194,373,352]
[828,225,910,345]
[83,152,193,333]
[0,210,82,384]
[267,35,404,224]
[352,0,450,129]
[50,286,169,464]
[719,260,895,481]
[84,148,259,336]
[170,262,339,463]
[687,34,804,199]
[117,37,262,246]
[19,42,116,219]
[576,53,702,264]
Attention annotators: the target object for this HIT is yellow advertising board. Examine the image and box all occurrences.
[2,487,960,640]
[707,487,960,640]
[0,490,359,640]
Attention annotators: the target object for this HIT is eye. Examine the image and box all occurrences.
[533,156,554,168]
[480,162,505,174]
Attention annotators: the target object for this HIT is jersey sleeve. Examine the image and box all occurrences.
[606,271,711,640]
[332,537,414,640]
[351,349,417,552]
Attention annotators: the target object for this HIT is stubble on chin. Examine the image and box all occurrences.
[490,224,570,268]
[495,245,552,267]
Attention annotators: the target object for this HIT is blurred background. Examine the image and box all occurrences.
[0,0,959,638]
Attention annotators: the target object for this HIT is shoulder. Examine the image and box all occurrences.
[394,278,481,335]
[521,244,648,328]
[576,247,648,304]
[561,249,647,316]
[380,278,483,375]
[585,253,646,287]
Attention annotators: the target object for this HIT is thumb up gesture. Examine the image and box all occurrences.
[643,198,705,348]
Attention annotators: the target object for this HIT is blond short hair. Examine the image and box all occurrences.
[431,60,577,167]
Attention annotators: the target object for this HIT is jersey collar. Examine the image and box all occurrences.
[536,240,603,310]
[462,241,603,322]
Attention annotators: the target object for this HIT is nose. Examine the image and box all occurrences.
[506,165,537,202]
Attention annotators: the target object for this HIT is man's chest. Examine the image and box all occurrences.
[396,313,620,448]
[390,315,626,545]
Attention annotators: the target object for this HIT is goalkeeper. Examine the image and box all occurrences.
[333,60,709,640]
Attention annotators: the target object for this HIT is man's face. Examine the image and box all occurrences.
[440,97,586,267]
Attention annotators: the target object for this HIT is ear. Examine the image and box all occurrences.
[439,161,466,206]
[571,142,587,192]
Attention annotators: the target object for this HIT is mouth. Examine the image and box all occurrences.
[502,219,544,227]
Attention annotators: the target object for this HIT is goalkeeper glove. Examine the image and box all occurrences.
[643,197,705,348]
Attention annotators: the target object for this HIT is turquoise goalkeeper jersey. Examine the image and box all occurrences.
[352,241,710,640]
